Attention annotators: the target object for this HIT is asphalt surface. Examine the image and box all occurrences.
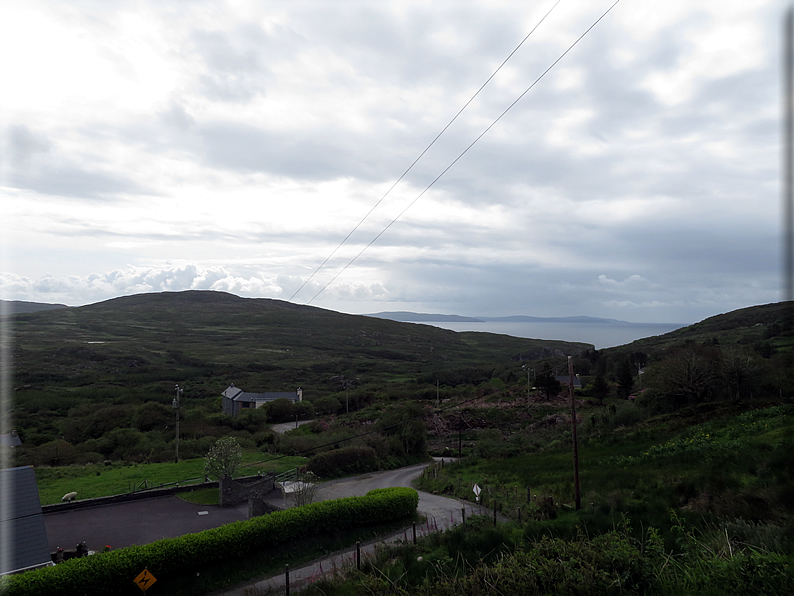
[215,461,489,596]
[44,460,472,552]
[269,420,313,434]
[44,495,252,552]
[43,460,491,593]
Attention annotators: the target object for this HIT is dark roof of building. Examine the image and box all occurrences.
[0,466,51,574]
[222,386,299,403]
[0,431,22,448]
[221,385,244,400]
[555,375,582,387]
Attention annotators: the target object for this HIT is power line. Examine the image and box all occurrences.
[306,0,620,305]
[288,0,563,303]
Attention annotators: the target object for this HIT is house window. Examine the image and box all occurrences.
[241,402,251,408]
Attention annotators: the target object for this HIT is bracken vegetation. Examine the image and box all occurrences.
[4,292,794,594]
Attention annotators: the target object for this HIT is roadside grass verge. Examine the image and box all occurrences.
[166,512,424,596]
[35,452,307,505]
[292,515,794,596]
[415,403,794,551]
[177,487,219,505]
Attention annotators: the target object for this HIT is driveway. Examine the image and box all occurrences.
[44,495,251,552]
[44,461,475,552]
[215,463,487,595]
[269,420,313,433]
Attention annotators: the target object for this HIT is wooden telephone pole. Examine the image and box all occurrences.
[567,356,581,510]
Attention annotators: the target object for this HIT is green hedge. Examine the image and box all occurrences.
[1,487,418,596]
[307,446,380,478]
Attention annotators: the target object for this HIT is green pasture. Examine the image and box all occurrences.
[416,404,794,546]
[35,452,307,505]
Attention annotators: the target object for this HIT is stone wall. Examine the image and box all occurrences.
[219,472,276,508]
[42,473,275,514]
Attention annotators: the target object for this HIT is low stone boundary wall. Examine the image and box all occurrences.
[220,472,276,507]
[42,473,274,514]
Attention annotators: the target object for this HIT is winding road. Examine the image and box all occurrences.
[216,461,484,595]
[45,460,486,594]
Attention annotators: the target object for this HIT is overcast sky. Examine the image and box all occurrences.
[0,0,787,324]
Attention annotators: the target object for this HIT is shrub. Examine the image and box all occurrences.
[307,446,379,478]
[1,487,418,596]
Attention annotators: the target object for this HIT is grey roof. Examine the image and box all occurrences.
[0,466,51,574]
[555,376,582,388]
[235,392,297,403]
[222,385,298,403]
[221,385,244,400]
[0,432,22,448]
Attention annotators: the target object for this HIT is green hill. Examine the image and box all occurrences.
[7,290,590,465]
[10,290,590,394]
[607,301,792,355]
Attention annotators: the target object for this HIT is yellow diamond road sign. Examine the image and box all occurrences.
[134,569,157,592]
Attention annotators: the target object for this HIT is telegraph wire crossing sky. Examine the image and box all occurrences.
[0,0,785,325]
[296,0,620,306]
[288,0,566,304]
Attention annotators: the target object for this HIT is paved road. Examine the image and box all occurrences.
[315,462,477,529]
[44,460,488,594]
[44,496,251,552]
[269,420,313,434]
[215,462,488,596]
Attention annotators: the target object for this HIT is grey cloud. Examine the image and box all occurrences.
[7,125,52,166]
[189,23,303,103]
[11,165,149,201]
[199,121,393,181]
[6,125,151,200]
[160,102,196,132]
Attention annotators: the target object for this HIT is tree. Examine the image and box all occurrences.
[616,358,634,399]
[592,374,610,405]
[204,437,242,480]
[645,345,720,413]
[535,365,562,400]
[720,347,761,402]
[265,398,296,423]
[378,403,428,458]
[289,470,319,507]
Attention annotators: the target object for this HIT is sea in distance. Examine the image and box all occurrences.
[422,320,686,350]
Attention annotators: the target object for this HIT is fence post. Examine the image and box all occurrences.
[285,564,290,596]
[356,541,360,570]
[412,522,416,544]
[461,507,465,526]
[518,506,521,523]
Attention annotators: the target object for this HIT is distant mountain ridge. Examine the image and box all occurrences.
[364,312,485,323]
[367,311,681,326]
[0,300,70,315]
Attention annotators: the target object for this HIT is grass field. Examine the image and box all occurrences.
[35,452,307,505]
[416,402,794,551]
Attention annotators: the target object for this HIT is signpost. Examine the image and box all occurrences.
[134,569,157,592]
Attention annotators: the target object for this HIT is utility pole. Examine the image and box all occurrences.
[173,384,183,463]
[785,7,794,332]
[458,414,462,457]
[523,365,534,400]
[567,357,581,510]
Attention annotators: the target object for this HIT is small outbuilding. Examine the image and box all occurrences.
[221,383,303,417]
[0,466,52,575]
[0,430,22,448]
[555,375,582,389]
